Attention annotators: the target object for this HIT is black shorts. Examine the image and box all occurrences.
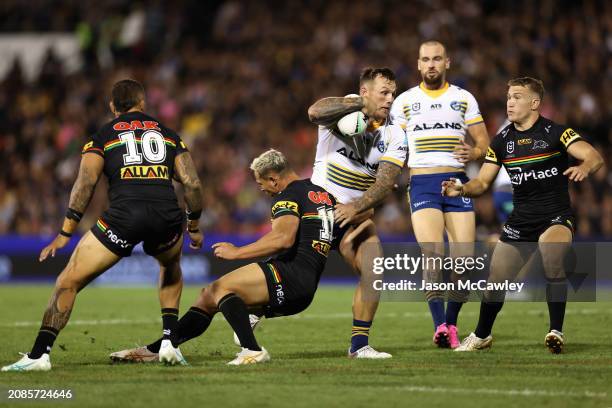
[91,199,183,257]
[500,211,575,243]
[258,260,323,318]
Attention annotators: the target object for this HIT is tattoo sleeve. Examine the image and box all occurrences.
[174,152,203,213]
[353,162,401,213]
[68,156,103,214]
[307,97,364,127]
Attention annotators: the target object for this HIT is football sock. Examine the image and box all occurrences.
[427,299,445,329]
[161,308,179,346]
[445,301,464,326]
[546,280,567,332]
[147,307,212,353]
[30,326,59,359]
[474,301,503,339]
[350,319,371,353]
[218,293,261,351]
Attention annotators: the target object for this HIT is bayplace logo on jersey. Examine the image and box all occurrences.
[507,166,559,185]
[506,141,515,153]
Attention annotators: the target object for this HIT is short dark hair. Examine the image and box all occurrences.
[359,67,396,86]
[111,79,145,113]
[507,77,545,100]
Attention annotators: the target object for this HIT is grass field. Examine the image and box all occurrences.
[0,285,611,408]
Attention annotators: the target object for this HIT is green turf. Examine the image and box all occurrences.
[0,285,611,408]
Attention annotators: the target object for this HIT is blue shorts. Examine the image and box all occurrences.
[408,172,474,213]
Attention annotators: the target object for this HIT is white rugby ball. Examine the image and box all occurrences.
[337,111,366,137]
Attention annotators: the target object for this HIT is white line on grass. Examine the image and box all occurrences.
[3,308,610,327]
[386,385,607,399]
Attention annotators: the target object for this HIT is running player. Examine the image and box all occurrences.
[2,79,204,371]
[110,149,339,365]
[442,77,603,353]
[309,67,407,358]
[390,41,489,348]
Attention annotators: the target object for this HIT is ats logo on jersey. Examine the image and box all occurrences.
[120,165,169,179]
[311,240,331,257]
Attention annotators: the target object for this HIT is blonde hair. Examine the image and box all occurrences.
[250,149,289,176]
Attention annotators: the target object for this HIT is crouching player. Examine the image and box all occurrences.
[111,149,342,365]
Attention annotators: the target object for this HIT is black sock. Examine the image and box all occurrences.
[546,280,567,332]
[474,301,504,339]
[30,326,59,359]
[147,307,212,353]
[445,301,463,326]
[161,308,179,346]
[218,293,260,351]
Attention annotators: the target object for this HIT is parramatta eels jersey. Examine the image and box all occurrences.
[484,116,583,217]
[82,111,188,202]
[311,119,407,203]
[390,82,483,169]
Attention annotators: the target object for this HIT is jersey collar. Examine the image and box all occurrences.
[419,81,449,98]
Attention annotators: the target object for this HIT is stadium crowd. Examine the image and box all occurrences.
[0,0,609,239]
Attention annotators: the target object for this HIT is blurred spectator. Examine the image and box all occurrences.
[0,0,609,239]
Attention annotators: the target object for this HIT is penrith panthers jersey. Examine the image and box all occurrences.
[484,116,584,217]
[82,111,188,202]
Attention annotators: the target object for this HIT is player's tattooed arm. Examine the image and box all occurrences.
[307,97,365,127]
[68,154,103,214]
[174,152,203,213]
[334,162,401,227]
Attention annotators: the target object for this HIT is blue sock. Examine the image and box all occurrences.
[350,319,371,353]
[446,301,463,326]
[428,299,445,329]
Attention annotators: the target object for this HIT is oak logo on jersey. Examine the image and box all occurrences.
[311,240,331,257]
[120,165,169,179]
[271,200,299,216]
[518,138,532,145]
[113,120,160,131]
[308,191,333,205]
[560,128,581,147]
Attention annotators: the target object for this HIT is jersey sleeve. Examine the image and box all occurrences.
[379,125,408,168]
[557,126,583,150]
[484,134,504,165]
[390,95,408,130]
[464,91,484,126]
[270,191,301,219]
[81,132,104,157]
[164,127,189,155]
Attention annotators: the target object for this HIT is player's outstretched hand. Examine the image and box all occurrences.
[188,229,203,250]
[212,242,239,260]
[563,165,588,182]
[453,141,477,163]
[441,179,462,197]
[39,235,70,262]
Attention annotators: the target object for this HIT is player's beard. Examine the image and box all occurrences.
[422,71,443,88]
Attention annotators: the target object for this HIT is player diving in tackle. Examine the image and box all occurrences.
[442,77,603,353]
[111,149,344,365]
[2,79,204,372]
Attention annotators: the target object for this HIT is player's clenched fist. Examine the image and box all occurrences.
[212,242,239,260]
